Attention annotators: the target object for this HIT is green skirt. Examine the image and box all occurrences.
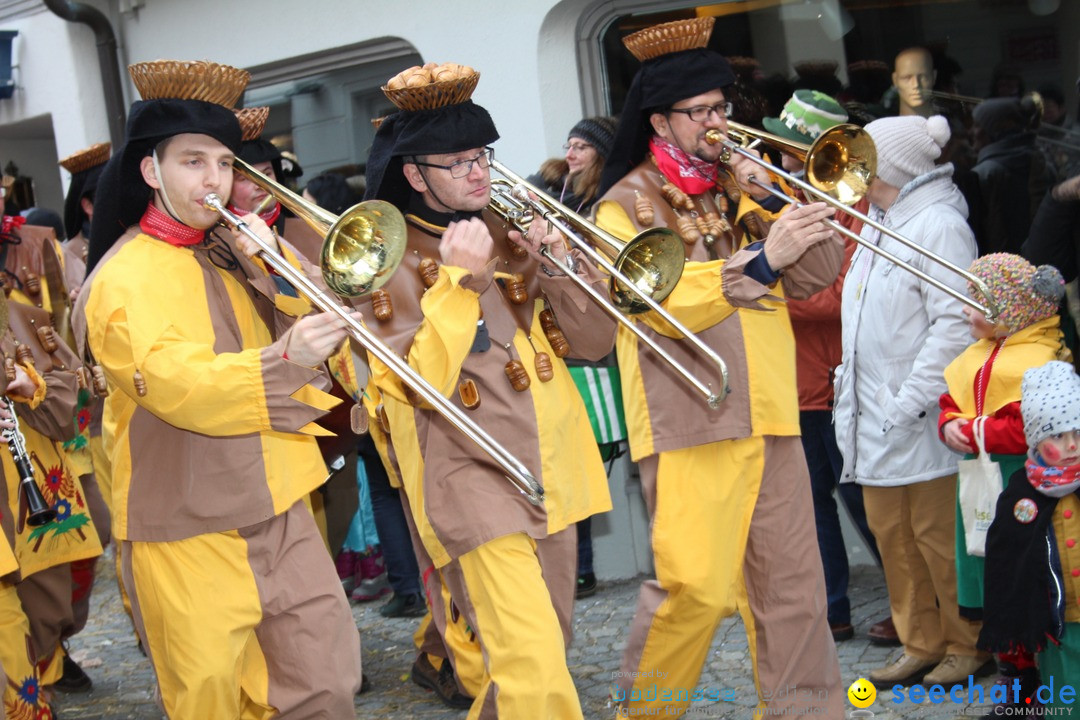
[955,453,1026,612]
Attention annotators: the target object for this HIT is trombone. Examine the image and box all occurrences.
[706,121,999,321]
[488,160,730,408]
[204,159,545,506]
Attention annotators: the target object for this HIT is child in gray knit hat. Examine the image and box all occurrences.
[978,360,1080,710]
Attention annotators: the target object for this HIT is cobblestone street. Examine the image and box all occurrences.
[52,552,1007,719]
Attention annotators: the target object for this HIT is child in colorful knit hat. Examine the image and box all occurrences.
[939,253,1068,708]
[979,360,1080,713]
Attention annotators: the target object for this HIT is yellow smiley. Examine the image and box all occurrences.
[847,678,876,708]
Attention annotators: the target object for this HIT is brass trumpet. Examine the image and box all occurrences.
[206,160,545,506]
[488,160,730,408]
[707,122,999,320]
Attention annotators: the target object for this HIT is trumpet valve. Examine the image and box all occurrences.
[371,289,393,322]
[418,258,440,288]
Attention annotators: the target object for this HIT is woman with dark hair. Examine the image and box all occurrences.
[302,172,358,215]
[528,116,616,216]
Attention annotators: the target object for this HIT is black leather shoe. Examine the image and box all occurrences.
[53,653,93,693]
[379,592,427,618]
[830,622,855,642]
[576,572,597,599]
[411,655,474,710]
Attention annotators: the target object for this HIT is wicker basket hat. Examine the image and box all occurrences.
[58,142,111,174]
[382,62,479,112]
[623,17,714,62]
[234,107,270,142]
[129,60,250,107]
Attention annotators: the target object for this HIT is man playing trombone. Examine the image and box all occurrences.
[593,17,844,718]
[73,60,363,718]
[361,62,616,719]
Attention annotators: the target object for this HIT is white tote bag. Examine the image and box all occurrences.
[956,416,1003,557]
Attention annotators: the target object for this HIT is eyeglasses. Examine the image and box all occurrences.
[668,102,734,123]
[563,142,594,153]
[412,147,494,179]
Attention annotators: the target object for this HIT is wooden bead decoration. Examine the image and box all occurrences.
[376,403,391,435]
[371,289,393,322]
[15,343,33,366]
[22,269,40,296]
[504,359,531,392]
[545,328,571,358]
[418,257,439,288]
[505,273,528,305]
[539,309,558,333]
[504,235,528,260]
[676,214,703,245]
[133,369,147,397]
[91,365,108,396]
[534,352,554,382]
[76,366,90,390]
[694,214,710,236]
[458,378,481,409]
[36,326,57,353]
[660,183,694,212]
[350,403,369,435]
[4,357,14,383]
[634,190,654,226]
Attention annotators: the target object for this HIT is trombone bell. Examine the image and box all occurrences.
[806,126,877,206]
[612,228,684,313]
[322,201,406,297]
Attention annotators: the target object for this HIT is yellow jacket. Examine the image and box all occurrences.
[79,228,339,542]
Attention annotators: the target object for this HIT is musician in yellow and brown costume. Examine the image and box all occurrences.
[0,287,102,718]
[362,62,616,718]
[72,60,362,719]
[593,17,845,717]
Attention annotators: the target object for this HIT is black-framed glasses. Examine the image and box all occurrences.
[668,102,734,123]
[412,147,494,179]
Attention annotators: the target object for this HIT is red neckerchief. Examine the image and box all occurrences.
[650,135,719,195]
[1,214,26,237]
[139,202,205,247]
[227,201,281,228]
[1026,456,1080,498]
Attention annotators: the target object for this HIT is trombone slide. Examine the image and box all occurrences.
[203,194,545,506]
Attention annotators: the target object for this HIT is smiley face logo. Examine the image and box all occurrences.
[847,678,876,708]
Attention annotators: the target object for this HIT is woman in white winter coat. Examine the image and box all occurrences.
[834,114,991,687]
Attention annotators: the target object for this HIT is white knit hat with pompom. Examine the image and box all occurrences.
[865,114,951,189]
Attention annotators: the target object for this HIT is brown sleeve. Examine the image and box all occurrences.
[721,247,783,310]
[779,235,844,301]
[537,249,617,362]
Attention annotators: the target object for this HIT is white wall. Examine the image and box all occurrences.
[0,8,109,200]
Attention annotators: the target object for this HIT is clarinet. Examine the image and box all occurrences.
[2,397,55,526]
